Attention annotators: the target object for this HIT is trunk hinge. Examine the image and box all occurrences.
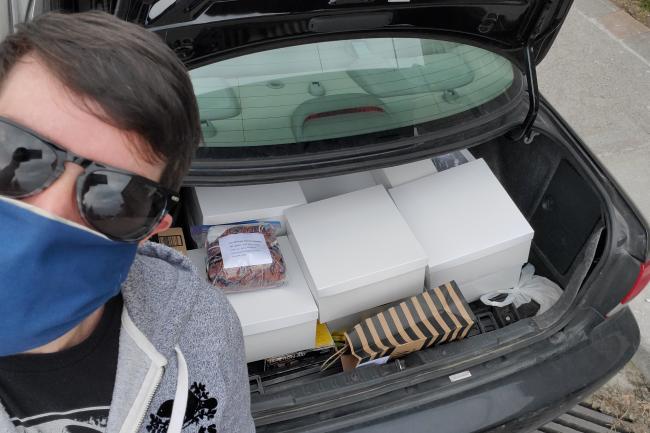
[508,44,539,143]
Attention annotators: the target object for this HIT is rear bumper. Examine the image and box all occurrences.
[339,307,639,433]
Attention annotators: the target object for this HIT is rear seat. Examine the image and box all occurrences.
[192,76,241,138]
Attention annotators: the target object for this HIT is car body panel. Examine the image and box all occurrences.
[348,308,639,433]
[251,307,639,432]
[142,0,574,69]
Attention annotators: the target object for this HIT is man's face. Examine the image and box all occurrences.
[0,55,172,235]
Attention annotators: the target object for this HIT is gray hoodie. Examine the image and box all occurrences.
[0,242,256,433]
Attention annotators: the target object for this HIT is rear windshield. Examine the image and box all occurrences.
[191,37,517,152]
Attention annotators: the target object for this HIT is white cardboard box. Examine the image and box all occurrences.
[389,158,534,302]
[194,182,307,234]
[371,159,437,189]
[187,237,318,362]
[286,185,428,322]
[299,171,377,203]
[453,265,523,303]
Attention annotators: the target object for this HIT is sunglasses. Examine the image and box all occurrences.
[0,117,179,242]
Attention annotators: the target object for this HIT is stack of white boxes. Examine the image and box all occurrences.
[194,181,306,235]
[389,159,534,301]
[188,237,318,363]
[186,156,535,361]
[285,185,428,325]
[371,159,437,188]
[299,171,377,203]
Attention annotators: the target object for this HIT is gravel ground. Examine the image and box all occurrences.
[585,363,650,433]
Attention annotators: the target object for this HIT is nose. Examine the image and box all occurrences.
[22,162,86,226]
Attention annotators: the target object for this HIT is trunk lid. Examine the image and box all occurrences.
[117,1,575,185]
[132,0,574,69]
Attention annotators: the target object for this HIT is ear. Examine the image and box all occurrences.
[140,213,173,244]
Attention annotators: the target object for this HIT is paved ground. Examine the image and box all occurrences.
[537,0,650,379]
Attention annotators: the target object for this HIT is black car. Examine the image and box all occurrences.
[18,1,650,432]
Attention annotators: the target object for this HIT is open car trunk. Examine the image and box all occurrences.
[17,2,646,432]
[172,114,614,431]
[136,4,638,429]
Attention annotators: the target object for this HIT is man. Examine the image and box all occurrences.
[0,11,254,433]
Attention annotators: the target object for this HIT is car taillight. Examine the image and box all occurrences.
[621,261,650,304]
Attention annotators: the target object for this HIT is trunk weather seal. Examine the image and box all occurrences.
[508,45,539,142]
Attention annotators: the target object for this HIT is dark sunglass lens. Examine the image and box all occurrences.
[79,171,166,241]
[0,122,58,196]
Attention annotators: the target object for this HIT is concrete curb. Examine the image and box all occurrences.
[630,294,650,383]
[632,346,650,385]
[575,0,650,63]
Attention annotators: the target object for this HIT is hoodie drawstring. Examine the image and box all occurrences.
[167,345,189,433]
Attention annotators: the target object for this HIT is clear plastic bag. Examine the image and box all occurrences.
[205,223,286,293]
[191,220,281,248]
[190,224,213,249]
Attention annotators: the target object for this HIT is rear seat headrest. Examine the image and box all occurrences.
[192,77,241,121]
[196,87,241,121]
[348,52,475,98]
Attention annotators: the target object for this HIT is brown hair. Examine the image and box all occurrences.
[0,11,201,190]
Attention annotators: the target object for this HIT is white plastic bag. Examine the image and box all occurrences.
[480,264,562,315]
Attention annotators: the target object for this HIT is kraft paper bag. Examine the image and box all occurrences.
[323,281,476,371]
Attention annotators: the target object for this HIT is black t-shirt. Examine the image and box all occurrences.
[0,295,122,433]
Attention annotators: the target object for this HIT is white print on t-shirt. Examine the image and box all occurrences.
[11,406,109,433]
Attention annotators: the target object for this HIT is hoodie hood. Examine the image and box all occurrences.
[0,242,255,433]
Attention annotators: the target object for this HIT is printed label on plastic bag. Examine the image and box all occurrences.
[218,233,272,269]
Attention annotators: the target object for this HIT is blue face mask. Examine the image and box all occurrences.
[0,197,138,356]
